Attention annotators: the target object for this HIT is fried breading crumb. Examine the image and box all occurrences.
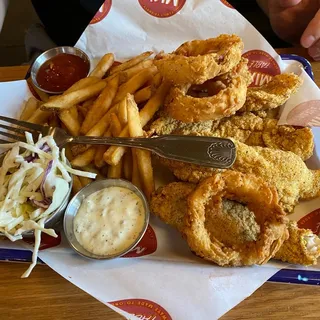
[274,221,320,265]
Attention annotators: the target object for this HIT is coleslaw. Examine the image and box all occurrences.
[0,133,96,277]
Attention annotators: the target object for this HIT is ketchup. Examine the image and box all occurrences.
[36,53,89,92]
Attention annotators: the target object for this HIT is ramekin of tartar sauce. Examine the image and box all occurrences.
[63,179,149,259]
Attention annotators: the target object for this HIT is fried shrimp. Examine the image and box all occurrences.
[154,34,244,85]
[184,171,288,266]
[164,58,252,122]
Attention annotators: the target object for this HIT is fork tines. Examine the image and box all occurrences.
[0,115,44,144]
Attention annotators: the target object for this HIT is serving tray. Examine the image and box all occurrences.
[0,54,319,286]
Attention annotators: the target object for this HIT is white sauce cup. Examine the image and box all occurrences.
[63,179,150,260]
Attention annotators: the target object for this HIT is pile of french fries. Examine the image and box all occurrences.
[22,52,171,200]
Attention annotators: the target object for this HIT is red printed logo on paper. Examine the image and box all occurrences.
[138,0,186,18]
[109,299,172,320]
[90,0,112,24]
[298,209,320,235]
[220,0,234,8]
[286,100,320,127]
[122,225,157,257]
[23,232,62,250]
[242,50,281,87]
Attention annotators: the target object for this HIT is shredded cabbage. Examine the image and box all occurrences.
[0,134,97,278]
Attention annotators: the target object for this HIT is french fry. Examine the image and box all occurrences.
[95,146,108,168]
[86,104,117,137]
[110,113,122,136]
[134,86,152,104]
[27,108,51,124]
[107,162,122,178]
[83,165,105,180]
[78,108,84,125]
[41,81,106,111]
[119,59,154,84]
[90,53,114,79]
[138,81,171,125]
[79,176,93,187]
[82,97,95,109]
[109,51,153,75]
[94,129,112,168]
[59,106,80,136]
[117,97,128,127]
[27,78,49,102]
[71,147,96,167]
[113,67,157,104]
[20,97,39,121]
[107,113,123,178]
[78,105,89,118]
[131,149,142,189]
[72,176,83,195]
[81,74,120,134]
[69,105,79,120]
[64,76,100,94]
[103,81,170,165]
[127,94,154,199]
[100,166,109,177]
[48,113,60,127]
[123,151,133,181]
[152,73,162,88]
[59,78,98,135]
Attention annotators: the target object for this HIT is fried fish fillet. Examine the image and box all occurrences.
[151,173,289,267]
[150,182,196,233]
[160,140,320,212]
[151,183,320,266]
[151,112,314,160]
[274,221,320,265]
[240,73,303,112]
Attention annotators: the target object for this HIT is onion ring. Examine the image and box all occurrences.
[154,34,244,85]
[164,58,252,122]
[184,171,288,266]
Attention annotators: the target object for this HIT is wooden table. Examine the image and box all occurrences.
[1,48,320,320]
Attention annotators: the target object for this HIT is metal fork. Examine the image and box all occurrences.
[0,115,236,168]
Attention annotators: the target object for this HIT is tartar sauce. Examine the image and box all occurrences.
[73,186,145,256]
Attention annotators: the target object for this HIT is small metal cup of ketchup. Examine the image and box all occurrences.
[31,46,90,95]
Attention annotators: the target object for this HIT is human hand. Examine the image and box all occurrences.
[268,0,320,60]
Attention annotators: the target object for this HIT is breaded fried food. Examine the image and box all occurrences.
[164,59,251,122]
[240,73,303,112]
[151,172,288,266]
[154,34,243,85]
[150,182,196,233]
[185,171,288,266]
[151,183,320,266]
[274,221,320,265]
[151,112,314,160]
[160,140,320,212]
